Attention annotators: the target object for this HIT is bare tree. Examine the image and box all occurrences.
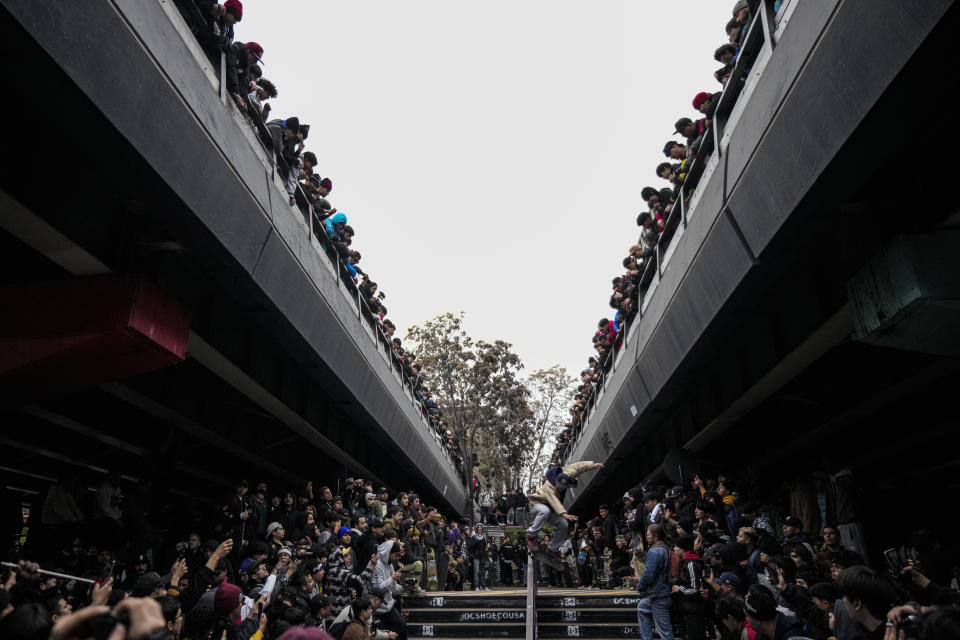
[522,365,575,489]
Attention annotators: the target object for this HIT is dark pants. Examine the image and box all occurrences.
[376,606,407,640]
[435,548,448,591]
[500,561,514,585]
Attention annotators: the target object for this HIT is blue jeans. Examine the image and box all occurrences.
[472,558,486,588]
[637,595,673,640]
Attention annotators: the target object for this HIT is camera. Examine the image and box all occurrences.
[900,614,920,639]
[403,578,418,586]
[175,541,189,559]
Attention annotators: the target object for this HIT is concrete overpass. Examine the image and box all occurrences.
[0,0,466,516]
[561,0,960,545]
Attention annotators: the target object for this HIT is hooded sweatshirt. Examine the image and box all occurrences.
[324,212,348,241]
[362,540,402,614]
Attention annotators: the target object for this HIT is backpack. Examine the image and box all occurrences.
[327,619,349,640]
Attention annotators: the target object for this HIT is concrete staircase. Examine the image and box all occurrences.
[405,590,642,639]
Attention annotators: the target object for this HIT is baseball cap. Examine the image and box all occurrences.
[365,492,376,501]
[266,522,283,535]
[245,41,264,64]
[369,517,384,528]
[692,91,712,109]
[132,572,165,597]
[782,516,803,528]
[717,572,741,586]
[673,117,693,134]
[662,141,680,157]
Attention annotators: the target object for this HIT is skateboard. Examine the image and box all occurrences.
[530,549,564,572]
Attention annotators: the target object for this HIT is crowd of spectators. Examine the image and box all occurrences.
[519,464,960,640]
[0,471,536,640]
[547,0,769,466]
[184,0,464,473]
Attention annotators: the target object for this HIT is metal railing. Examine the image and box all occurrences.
[168,2,464,482]
[560,0,780,463]
[525,549,538,640]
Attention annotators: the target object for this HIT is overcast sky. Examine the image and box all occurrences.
[237,1,733,377]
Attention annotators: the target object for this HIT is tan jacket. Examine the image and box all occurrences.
[527,461,596,515]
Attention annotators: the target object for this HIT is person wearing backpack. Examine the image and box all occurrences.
[636,523,674,640]
[328,589,397,640]
[341,596,374,640]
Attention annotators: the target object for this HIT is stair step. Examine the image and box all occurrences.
[406,608,636,623]
[404,589,643,638]
[407,593,641,608]
[408,622,643,638]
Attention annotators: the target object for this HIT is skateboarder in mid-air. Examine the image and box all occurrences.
[525,460,604,568]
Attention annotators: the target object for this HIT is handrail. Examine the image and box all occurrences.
[561,0,780,464]
[168,4,463,481]
[525,548,538,640]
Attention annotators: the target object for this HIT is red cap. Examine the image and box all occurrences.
[213,582,243,615]
[224,0,243,20]
[692,92,711,109]
[245,41,264,62]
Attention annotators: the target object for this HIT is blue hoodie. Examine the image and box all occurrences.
[324,212,348,241]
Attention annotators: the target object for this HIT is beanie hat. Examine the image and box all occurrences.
[757,537,782,556]
[337,526,351,539]
[224,0,243,20]
[266,522,282,536]
[319,177,332,192]
[213,583,243,615]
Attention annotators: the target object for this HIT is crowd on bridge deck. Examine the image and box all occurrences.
[554,0,790,464]
[182,0,465,474]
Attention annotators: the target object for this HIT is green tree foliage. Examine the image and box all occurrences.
[406,313,534,490]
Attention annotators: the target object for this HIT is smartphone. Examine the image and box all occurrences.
[96,561,115,584]
[883,548,902,575]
